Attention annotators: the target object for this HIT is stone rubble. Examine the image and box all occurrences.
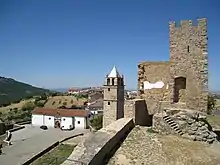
[153,109,218,144]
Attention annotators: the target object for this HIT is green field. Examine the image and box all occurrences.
[31,144,75,165]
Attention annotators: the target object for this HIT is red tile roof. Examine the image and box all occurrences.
[32,108,88,117]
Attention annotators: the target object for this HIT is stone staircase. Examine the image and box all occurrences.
[163,115,184,136]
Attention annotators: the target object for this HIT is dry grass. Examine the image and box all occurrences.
[215,99,220,108]
[207,115,220,130]
[44,96,87,109]
[109,126,220,165]
[0,99,35,114]
[159,135,220,165]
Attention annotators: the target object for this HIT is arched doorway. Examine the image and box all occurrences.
[173,77,186,103]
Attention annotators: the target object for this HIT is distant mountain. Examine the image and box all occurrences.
[0,77,50,106]
[51,88,68,93]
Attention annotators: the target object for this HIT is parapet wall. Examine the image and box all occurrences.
[169,18,207,28]
[62,118,135,165]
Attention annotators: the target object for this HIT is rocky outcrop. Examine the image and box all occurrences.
[153,109,218,144]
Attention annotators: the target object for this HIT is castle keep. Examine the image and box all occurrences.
[138,18,208,114]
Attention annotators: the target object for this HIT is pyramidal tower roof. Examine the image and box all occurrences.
[108,66,121,78]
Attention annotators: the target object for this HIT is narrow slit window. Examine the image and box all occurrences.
[187,46,190,53]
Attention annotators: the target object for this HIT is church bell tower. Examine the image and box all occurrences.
[103,66,125,127]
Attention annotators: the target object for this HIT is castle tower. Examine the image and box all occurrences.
[169,18,208,112]
[103,66,124,127]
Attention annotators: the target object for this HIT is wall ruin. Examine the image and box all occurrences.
[138,18,208,114]
[124,99,152,126]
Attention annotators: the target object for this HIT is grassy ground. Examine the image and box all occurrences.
[44,96,87,109]
[31,144,74,165]
[0,99,34,114]
[215,99,220,109]
[207,115,220,130]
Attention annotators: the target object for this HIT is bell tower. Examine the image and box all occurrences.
[103,66,124,127]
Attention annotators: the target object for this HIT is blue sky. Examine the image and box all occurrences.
[0,0,219,90]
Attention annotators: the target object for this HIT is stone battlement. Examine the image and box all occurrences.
[169,18,207,28]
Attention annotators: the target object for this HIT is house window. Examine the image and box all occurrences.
[108,88,110,91]
[63,118,66,121]
[108,102,110,105]
[77,121,80,124]
[49,117,51,120]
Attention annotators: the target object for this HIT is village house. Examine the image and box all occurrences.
[31,108,89,130]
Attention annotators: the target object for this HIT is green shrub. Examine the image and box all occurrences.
[91,115,103,130]
[35,101,45,107]
[207,94,216,115]
[21,102,35,111]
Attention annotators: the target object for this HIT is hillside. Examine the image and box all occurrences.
[44,96,87,109]
[0,77,49,106]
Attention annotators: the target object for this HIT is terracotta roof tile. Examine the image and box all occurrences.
[32,108,88,117]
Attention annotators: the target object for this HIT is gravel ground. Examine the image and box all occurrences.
[108,126,220,165]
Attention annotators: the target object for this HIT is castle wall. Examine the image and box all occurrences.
[137,18,208,113]
[124,99,151,126]
[138,62,171,114]
[169,18,208,112]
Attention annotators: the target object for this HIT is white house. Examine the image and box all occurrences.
[31,108,89,130]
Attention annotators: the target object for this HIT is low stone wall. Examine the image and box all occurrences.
[9,125,25,132]
[15,120,31,125]
[22,133,84,165]
[62,118,135,165]
[22,141,59,165]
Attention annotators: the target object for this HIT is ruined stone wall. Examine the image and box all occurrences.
[169,18,208,112]
[153,109,218,144]
[124,99,151,126]
[138,62,171,114]
[137,18,208,113]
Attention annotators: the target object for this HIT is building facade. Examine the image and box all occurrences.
[31,108,89,130]
[103,66,125,127]
[138,18,208,114]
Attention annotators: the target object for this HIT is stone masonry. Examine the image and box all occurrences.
[103,66,125,127]
[138,18,208,114]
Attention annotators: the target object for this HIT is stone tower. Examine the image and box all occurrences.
[169,18,208,112]
[137,18,208,114]
[103,66,124,127]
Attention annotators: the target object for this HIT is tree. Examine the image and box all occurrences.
[207,94,216,115]
[21,102,35,111]
[90,115,103,130]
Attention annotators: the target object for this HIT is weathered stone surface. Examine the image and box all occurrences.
[61,118,135,165]
[152,113,176,135]
[103,70,124,127]
[108,126,220,165]
[138,18,208,114]
[124,99,152,126]
[153,110,219,144]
